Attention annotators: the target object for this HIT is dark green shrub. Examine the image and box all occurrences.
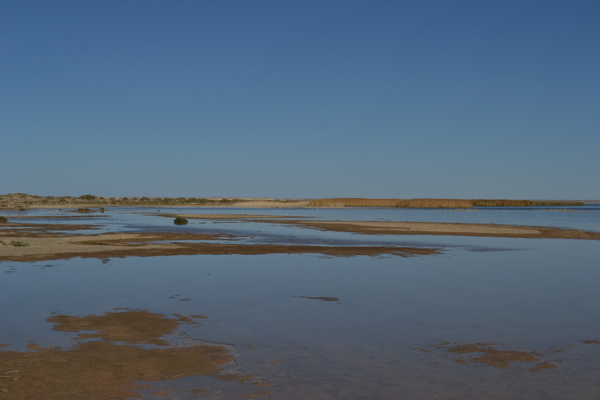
[0,216,7,223]
[77,208,91,212]
[80,194,97,200]
[174,217,188,225]
[10,240,29,247]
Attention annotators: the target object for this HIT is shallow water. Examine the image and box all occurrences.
[1,206,599,399]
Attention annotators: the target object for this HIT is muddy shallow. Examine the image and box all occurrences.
[1,206,599,399]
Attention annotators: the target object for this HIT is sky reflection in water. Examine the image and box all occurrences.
[0,207,599,399]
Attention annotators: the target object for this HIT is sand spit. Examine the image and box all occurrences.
[279,220,600,240]
[169,215,600,240]
[0,231,438,262]
[0,310,270,399]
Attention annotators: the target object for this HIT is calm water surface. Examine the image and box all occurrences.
[1,206,599,399]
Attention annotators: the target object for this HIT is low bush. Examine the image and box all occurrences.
[0,216,7,223]
[10,240,29,247]
[174,217,188,225]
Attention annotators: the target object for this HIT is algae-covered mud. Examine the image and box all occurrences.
[0,310,262,399]
[1,205,599,398]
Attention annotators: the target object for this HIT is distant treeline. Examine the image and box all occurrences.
[0,193,243,208]
[308,198,585,208]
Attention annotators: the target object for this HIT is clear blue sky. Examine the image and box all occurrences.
[2,1,599,199]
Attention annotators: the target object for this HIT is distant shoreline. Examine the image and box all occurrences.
[0,193,591,211]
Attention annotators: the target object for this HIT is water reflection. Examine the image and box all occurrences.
[0,207,599,398]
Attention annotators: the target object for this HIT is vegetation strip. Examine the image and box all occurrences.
[0,193,586,210]
[308,198,585,208]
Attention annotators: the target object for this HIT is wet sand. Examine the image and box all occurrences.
[3,210,597,262]
[0,229,438,262]
[172,214,600,240]
[0,221,100,236]
[421,342,562,372]
[2,208,599,399]
[0,310,271,399]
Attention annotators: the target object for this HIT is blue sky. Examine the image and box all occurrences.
[2,1,599,199]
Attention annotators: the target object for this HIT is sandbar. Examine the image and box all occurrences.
[0,229,438,262]
[172,215,600,240]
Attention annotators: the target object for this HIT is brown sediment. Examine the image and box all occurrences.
[0,222,99,237]
[431,342,553,370]
[242,389,277,398]
[168,213,600,240]
[261,220,600,240]
[0,310,265,400]
[252,382,273,388]
[446,343,539,369]
[47,310,199,346]
[0,230,439,263]
[294,296,340,302]
[218,373,255,383]
[173,313,206,324]
[529,362,558,372]
[582,340,600,344]
[0,341,232,399]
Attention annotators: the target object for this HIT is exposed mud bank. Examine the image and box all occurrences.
[0,231,438,262]
[0,310,272,399]
[170,214,600,240]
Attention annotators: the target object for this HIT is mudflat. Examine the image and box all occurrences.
[0,224,438,262]
[2,211,598,263]
[171,214,600,240]
[0,310,271,399]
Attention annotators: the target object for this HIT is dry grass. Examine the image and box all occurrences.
[308,198,585,208]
